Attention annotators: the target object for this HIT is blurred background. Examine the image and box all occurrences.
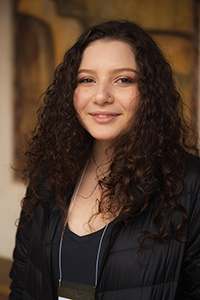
[0,0,200,298]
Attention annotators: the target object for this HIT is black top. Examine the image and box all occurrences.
[9,153,200,300]
[52,219,111,299]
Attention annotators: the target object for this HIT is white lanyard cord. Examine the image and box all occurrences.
[59,160,88,284]
[58,160,111,288]
[59,216,110,288]
[94,221,110,287]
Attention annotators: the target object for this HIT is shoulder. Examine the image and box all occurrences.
[184,152,200,174]
[177,152,200,223]
[182,152,200,194]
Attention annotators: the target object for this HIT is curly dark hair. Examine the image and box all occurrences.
[22,20,199,245]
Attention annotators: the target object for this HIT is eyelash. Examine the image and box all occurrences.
[117,77,133,84]
[77,77,134,84]
[78,78,94,83]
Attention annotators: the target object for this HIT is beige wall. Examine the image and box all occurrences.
[0,0,25,260]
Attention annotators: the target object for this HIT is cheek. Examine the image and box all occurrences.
[73,90,83,115]
[130,97,139,113]
[123,92,140,115]
[73,96,83,131]
[126,98,140,126]
[73,91,88,127]
[73,89,89,114]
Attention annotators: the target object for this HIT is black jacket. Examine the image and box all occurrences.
[9,154,200,299]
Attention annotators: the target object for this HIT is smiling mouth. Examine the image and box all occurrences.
[94,114,114,117]
[90,113,120,124]
[91,112,120,117]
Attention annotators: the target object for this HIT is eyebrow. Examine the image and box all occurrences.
[110,68,139,74]
[77,68,139,75]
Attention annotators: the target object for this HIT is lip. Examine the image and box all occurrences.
[89,111,120,124]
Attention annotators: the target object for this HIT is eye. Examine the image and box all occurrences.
[78,78,94,83]
[118,77,133,84]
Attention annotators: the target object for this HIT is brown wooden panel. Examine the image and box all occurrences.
[14,13,55,177]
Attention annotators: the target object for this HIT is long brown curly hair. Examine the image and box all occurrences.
[22,20,199,245]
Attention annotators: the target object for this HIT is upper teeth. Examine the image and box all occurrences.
[96,114,111,117]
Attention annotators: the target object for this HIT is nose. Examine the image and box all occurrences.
[92,83,114,105]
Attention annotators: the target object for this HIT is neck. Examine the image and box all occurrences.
[92,140,114,167]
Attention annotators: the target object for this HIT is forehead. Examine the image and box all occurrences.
[79,39,137,70]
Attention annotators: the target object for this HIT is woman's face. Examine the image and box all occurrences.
[73,39,140,145]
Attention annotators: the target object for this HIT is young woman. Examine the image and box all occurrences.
[9,20,200,300]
